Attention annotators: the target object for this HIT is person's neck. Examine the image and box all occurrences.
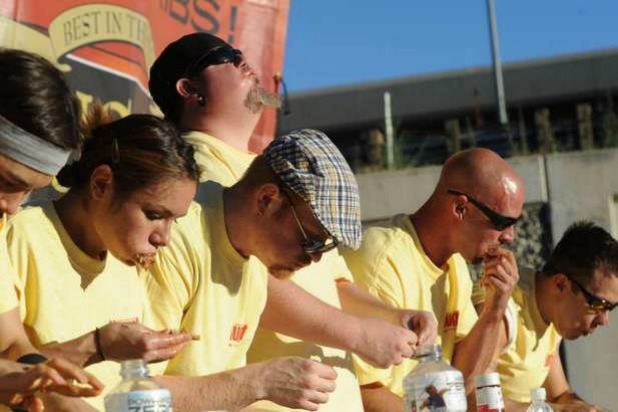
[181,110,259,153]
[222,186,253,259]
[535,274,553,325]
[410,202,454,268]
[54,192,107,260]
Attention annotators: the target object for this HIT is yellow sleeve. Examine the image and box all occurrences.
[456,297,478,342]
[345,228,405,387]
[0,276,17,314]
[0,237,18,314]
[2,219,35,319]
[450,258,478,342]
[351,253,404,386]
[330,249,353,283]
[345,227,405,310]
[143,203,203,331]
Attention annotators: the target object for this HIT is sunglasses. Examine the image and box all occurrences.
[447,189,520,231]
[286,194,338,255]
[185,46,243,77]
[567,275,618,314]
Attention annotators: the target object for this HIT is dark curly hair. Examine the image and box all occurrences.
[57,104,200,199]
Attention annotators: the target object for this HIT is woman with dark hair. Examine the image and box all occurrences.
[0,47,81,218]
[2,106,201,410]
[0,48,101,410]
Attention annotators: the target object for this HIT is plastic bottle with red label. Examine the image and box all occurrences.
[474,372,505,412]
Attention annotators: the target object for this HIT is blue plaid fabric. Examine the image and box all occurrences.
[263,129,362,250]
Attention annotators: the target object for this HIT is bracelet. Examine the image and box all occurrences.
[16,353,48,365]
[94,327,106,361]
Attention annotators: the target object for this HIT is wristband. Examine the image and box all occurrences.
[95,327,106,361]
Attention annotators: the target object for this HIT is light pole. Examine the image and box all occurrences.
[486,0,508,126]
[384,91,395,170]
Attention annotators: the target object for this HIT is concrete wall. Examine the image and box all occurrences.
[356,154,548,221]
[356,148,618,408]
[544,149,618,409]
[546,149,618,243]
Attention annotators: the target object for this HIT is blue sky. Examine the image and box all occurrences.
[284,1,618,92]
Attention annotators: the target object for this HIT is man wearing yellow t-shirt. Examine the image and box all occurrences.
[148,33,437,411]
[145,128,428,411]
[473,221,618,410]
[343,148,525,411]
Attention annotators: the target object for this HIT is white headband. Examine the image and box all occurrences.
[0,113,73,175]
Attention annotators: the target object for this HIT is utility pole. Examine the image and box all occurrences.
[384,91,395,170]
[486,0,508,126]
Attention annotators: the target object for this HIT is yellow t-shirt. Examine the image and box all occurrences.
[0,243,17,314]
[343,214,478,397]
[3,203,145,410]
[145,192,269,376]
[0,213,19,314]
[181,130,363,411]
[246,251,362,412]
[184,131,256,187]
[472,269,562,403]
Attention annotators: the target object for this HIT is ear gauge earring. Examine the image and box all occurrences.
[197,94,206,107]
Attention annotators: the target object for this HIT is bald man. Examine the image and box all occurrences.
[343,148,525,412]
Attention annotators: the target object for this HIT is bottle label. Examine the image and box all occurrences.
[476,386,505,411]
[105,389,173,412]
[403,370,467,412]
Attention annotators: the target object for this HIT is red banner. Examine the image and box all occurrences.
[0,0,289,152]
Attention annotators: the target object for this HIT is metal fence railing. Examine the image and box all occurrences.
[337,114,618,173]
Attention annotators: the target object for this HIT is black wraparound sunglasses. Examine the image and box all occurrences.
[567,275,618,314]
[185,46,243,77]
[447,189,520,231]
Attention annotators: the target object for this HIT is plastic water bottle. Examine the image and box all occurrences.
[105,359,172,411]
[526,388,554,412]
[403,344,467,411]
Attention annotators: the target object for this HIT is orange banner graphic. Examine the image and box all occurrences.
[0,0,289,151]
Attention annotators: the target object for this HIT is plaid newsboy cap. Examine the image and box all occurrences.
[262,129,362,250]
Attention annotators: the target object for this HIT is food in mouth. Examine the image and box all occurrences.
[134,253,156,269]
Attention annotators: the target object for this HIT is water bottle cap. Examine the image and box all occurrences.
[530,387,546,401]
[474,372,501,387]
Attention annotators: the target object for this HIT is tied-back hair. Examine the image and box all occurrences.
[57,103,200,198]
[542,221,618,285]
[0,48,81,151]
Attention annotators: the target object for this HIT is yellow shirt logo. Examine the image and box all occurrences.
[444,311,460,330]
[229,324,249,345]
